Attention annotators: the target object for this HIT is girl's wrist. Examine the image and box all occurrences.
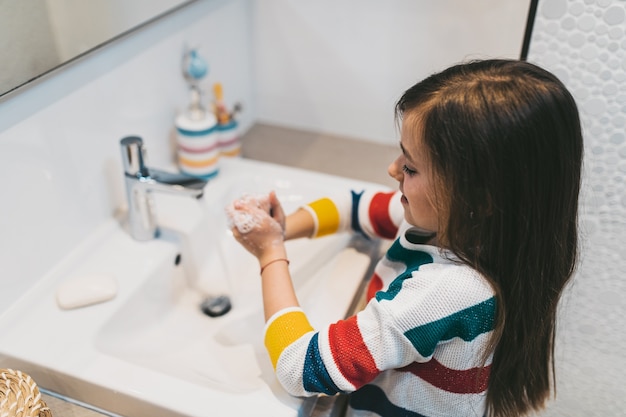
[260,258,290,274]
[258,247,288,267]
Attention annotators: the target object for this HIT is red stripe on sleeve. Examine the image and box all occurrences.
[366,273,383,301]
[400,358,490,394]
[368,192,398,239]
[328,316,379,389]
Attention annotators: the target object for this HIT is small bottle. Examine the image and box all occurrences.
[175,49,220,179]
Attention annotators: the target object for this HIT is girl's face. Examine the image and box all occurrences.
[388,114,440,235]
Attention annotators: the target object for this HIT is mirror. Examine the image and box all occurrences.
[0,0,196,99]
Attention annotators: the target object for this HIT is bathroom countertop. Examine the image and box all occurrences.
[40,394,107,417]
[39,122,397,417]
[240,123,398,189]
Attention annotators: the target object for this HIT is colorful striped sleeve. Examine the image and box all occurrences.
[264,307,314,369]
[302,190,404,239]
[263,261,496,398]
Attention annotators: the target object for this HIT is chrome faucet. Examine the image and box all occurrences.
[120,136,207,241]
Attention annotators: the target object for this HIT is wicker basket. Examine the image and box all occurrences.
[0,369,52,417]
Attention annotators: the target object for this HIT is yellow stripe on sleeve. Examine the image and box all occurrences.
[307,198,340,237]
[264,310,314,369]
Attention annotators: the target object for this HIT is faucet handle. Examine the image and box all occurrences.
[120,136,149,177]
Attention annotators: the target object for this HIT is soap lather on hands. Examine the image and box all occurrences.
[225,192,286,261]
[226,191,315,322]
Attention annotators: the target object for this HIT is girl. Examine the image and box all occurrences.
[227,59,583,417]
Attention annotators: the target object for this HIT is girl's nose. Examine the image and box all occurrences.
[388,156,402,182]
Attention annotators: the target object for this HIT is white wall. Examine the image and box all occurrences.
[252,0,531,144]
[526,1,626,415]
[0,0,254,310]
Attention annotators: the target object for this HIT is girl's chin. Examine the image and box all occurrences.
[402,210,413,225]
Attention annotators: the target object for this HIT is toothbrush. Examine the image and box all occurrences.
[213,82,230,125]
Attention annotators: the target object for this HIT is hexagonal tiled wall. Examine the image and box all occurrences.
[527,0,626,415]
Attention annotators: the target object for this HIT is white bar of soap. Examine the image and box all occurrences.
[56,274,118,310]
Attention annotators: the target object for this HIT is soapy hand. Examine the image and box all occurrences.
[225,191,286,260]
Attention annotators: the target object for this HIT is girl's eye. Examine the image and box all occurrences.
[402,164,417,176]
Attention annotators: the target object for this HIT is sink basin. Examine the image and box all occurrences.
[95,216,366,394]
[0,157,384,416]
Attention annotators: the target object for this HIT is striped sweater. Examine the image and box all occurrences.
[264,190,496,417]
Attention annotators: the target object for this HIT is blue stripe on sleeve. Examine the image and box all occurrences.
[303,333,342,395]
[350,190,366,237]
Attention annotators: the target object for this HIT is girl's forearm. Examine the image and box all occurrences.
[260,206,314,321]
[259,246,299,321]
[284,208,315,240]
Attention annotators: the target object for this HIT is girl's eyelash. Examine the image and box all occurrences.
[402,165,417,175]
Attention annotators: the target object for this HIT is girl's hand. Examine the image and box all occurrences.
[268,191,286,233]
[226,192,286,261]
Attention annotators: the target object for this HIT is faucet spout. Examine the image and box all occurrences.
[144,168,206,199]
[120,136,208,241]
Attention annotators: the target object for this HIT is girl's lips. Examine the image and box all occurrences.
[400,194,408,204]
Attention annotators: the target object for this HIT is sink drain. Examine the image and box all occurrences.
[200,295,232,317]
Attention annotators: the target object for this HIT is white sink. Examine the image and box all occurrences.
[0,157,384,416]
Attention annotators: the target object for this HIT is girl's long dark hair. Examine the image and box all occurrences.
[396,60,583,417]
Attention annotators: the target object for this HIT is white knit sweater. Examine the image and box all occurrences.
[264,190,496,417]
